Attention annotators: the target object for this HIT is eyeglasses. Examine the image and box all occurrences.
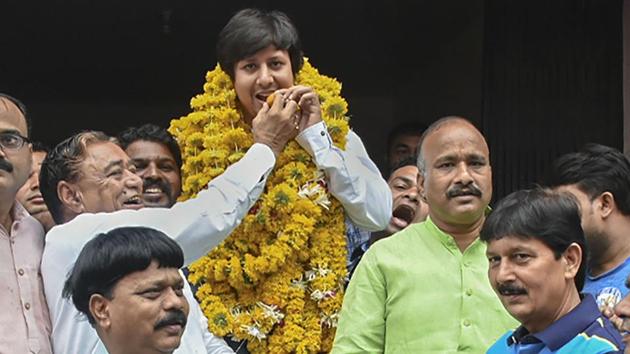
[0,132,31,151]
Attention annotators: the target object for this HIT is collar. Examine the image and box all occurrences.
[424,214,486,253]
[507,294,600,351]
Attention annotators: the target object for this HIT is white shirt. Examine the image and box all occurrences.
[43,124,390,354]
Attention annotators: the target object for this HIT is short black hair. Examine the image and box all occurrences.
[31,141,50,154]
[63,227,184,325]
[546,143,630,215]
[217,8,303,79]
[386,121,427,152]
[480,188,588,291]
[117,123,182,170]
[0,93,31,137]
[388,156,417,179]
[40,131,114,224]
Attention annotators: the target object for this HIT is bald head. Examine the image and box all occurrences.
[416,117,487,175]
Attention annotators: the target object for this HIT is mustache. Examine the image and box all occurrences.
[143,178,172,196]
[446,183,482,198]
[497,283,527,296]
[154,310,187,330]
[0,159,13,173]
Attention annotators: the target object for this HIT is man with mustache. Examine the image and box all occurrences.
[0,93,53,353]
[64,227,191,354]
[117,124,182,208]
[483,188,623,353]
[333,117,517,353]
[16,141,55,231]
[39,117,297,352]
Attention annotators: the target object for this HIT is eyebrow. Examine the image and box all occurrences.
[104,159,125,172]
[390,176,415,185]
[0,129,23,136]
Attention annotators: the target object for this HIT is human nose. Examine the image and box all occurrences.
[494,261,515,283]
[256,64,273,87]
[454,162,474,185]
[125,169,143,191]
[143,162,161,179]
[404,186,419,203]
[163,287,188,311]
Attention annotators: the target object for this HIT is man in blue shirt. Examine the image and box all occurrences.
[547,144,630,312]
[483,188,624,353]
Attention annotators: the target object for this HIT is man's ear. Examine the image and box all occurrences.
[596,192,615,219]
[563,243,583,280]
[57,181,84,214]
[89,294,112,330]
[417,173,426,201]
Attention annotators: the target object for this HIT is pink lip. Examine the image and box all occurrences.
[28,195,45,204]
[161,324,184,335]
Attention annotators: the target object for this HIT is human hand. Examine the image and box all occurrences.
[276,85,322,132]
[252,91,300,157]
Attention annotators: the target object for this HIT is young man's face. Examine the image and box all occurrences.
[233,45,294,123]
[97,261,189,354]
[71,141,143,213]
[125,140,181,208]
[487,236,579,333]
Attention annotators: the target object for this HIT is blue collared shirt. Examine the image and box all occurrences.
[487,294,624,354]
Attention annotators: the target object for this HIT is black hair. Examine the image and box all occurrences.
[217,8,303,79]
[0,93,31,137]
[546,143,630,215]
[386,121,427,152]
[39,131,113,224]
[480,188,588,291]
[62,227,184,325]
[117,123,182,170]
[388,156,418,179]
[31,141,50,154]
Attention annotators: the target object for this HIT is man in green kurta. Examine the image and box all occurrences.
[332,117,518,353]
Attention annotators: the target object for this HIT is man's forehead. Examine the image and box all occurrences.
[0,97,27,134]
[126,140,176,161]
[424,123,488,159]
[388,166,419,183]
[82,142,129,168]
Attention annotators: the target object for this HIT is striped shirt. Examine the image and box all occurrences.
[487,295,624,353]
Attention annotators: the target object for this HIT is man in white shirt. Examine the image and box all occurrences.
[39,105,297,353]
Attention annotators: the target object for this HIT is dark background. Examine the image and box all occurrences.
[0,0,623,200]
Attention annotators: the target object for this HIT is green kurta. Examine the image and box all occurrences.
[332,217,518,354]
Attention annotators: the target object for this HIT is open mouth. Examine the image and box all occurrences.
[255,92,274,103]
[391,204,416,229]
[144,187,164,195]
[122,195,143,209]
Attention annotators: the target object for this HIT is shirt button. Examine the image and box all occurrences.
[465,288,473,296]
[18,269,24,276]
[320,131,325,136]
[24,303,31,310]
[463,319,471,327]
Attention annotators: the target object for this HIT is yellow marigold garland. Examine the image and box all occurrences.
[169,59,349,353]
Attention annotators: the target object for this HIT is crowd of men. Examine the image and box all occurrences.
[4,7,630,354]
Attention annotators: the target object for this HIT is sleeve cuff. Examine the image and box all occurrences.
[295,121,333,157]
